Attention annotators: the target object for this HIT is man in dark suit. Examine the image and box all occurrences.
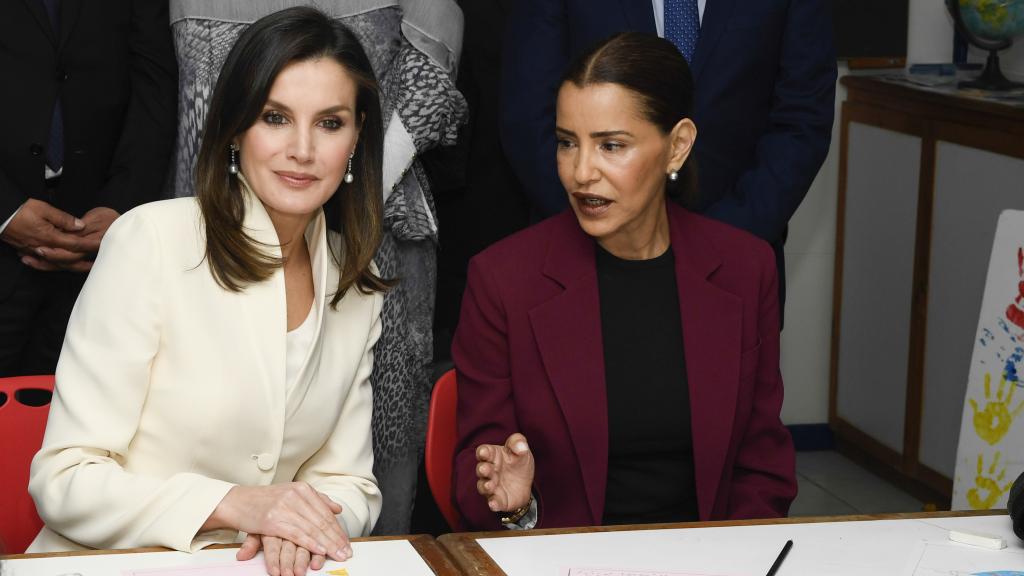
[500,0,837,321]
[432,0,530,361]
[0,0,178,376]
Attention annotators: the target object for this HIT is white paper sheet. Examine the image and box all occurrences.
[561,568,734,576]
[3,540,435,576]
[902,540,1024,576]
[477,515,1021,576]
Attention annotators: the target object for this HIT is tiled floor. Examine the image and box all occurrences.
[791,450,926,517]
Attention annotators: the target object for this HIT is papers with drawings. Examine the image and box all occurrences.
[903,541,1024,576]
[122,559,267,576]
[561,568,733,576]
[122,559,350,576]
[952,211,1024,511]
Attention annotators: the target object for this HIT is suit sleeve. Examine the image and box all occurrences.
[96,0,178,212]
[0,169,26,225]
[28,210,235,552]
[296,290,384,538]
[499,0,570,217]
[726,243,798,518]
[702,0,837,243]
[451,256,523,530]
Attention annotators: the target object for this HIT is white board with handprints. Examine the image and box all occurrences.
[952,209,1024,510]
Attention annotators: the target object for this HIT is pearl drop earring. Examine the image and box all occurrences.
[228,144,240,175]
[344,152,355,184]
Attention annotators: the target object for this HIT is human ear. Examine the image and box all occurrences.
[666,118,697,173]
[353,111,365,148]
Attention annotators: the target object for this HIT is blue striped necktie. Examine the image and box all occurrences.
[664,0,700,63]
[42,0,63,172]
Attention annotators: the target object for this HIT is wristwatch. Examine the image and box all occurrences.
[497,496,533,525]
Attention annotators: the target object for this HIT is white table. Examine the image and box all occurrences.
[439,511,1020,576]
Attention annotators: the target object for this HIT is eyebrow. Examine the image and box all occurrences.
[264,99,352,115]
[555,127,633,138]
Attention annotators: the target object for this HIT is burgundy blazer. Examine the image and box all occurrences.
[451,201,796,531]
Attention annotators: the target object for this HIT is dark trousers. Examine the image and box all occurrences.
[0,264,86,377]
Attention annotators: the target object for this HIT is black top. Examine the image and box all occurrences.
[596,243,698,525]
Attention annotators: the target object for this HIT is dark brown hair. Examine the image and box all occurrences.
[561,32,699,207]
[195,6,389,305]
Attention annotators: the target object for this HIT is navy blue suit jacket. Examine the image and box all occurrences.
[0,0,177,299]
[500,0,837,306]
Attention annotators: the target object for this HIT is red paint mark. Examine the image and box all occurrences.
[1006,247,1024,331]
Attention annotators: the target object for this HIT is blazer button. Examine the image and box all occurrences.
[254,453,275,471]
[29,144,43,156]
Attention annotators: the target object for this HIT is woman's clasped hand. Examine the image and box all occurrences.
[205,483,352,574]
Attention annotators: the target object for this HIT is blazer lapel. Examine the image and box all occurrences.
[58,0,82,52]
[237,175,288,441]
[22,0,56,46]
[689,0,738,82]
[528,215,608,525]
[669,204,742,520]
[619,0,658,34]
[284,210,329,420]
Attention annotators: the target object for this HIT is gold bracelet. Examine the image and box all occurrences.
[498,497,532,525]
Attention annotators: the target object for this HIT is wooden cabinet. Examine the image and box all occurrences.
[830,75,1024,502]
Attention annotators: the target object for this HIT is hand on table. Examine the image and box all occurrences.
[207,482,352,563]
[237,533,328,576]
[475,432,535,512]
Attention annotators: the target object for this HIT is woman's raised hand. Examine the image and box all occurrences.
[206,482,351,563]
[475,433,535,512]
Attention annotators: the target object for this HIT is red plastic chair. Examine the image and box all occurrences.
[0,375,54,553]
[424,369,461,530]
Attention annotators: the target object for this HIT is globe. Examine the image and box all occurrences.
[959,0,1024,42]
[947,0,1024,90]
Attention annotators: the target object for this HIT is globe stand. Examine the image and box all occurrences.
[959,49,1024,91]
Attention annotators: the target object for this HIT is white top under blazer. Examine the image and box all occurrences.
[28,178,383,553]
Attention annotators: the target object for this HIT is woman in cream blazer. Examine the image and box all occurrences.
[28,8,388,572]
[28,183,382,552]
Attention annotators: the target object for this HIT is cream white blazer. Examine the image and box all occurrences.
[28,185,383,553]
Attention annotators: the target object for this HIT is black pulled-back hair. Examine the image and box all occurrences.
[561,32,698,207]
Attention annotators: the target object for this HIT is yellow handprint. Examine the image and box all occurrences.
[969,372,1024,445]
[966,451,1014,509]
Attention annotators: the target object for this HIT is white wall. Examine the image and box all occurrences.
[908,0,956,63]
[779,64,847,425]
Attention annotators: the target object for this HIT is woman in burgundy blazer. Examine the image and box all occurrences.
[451,33,796,531]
